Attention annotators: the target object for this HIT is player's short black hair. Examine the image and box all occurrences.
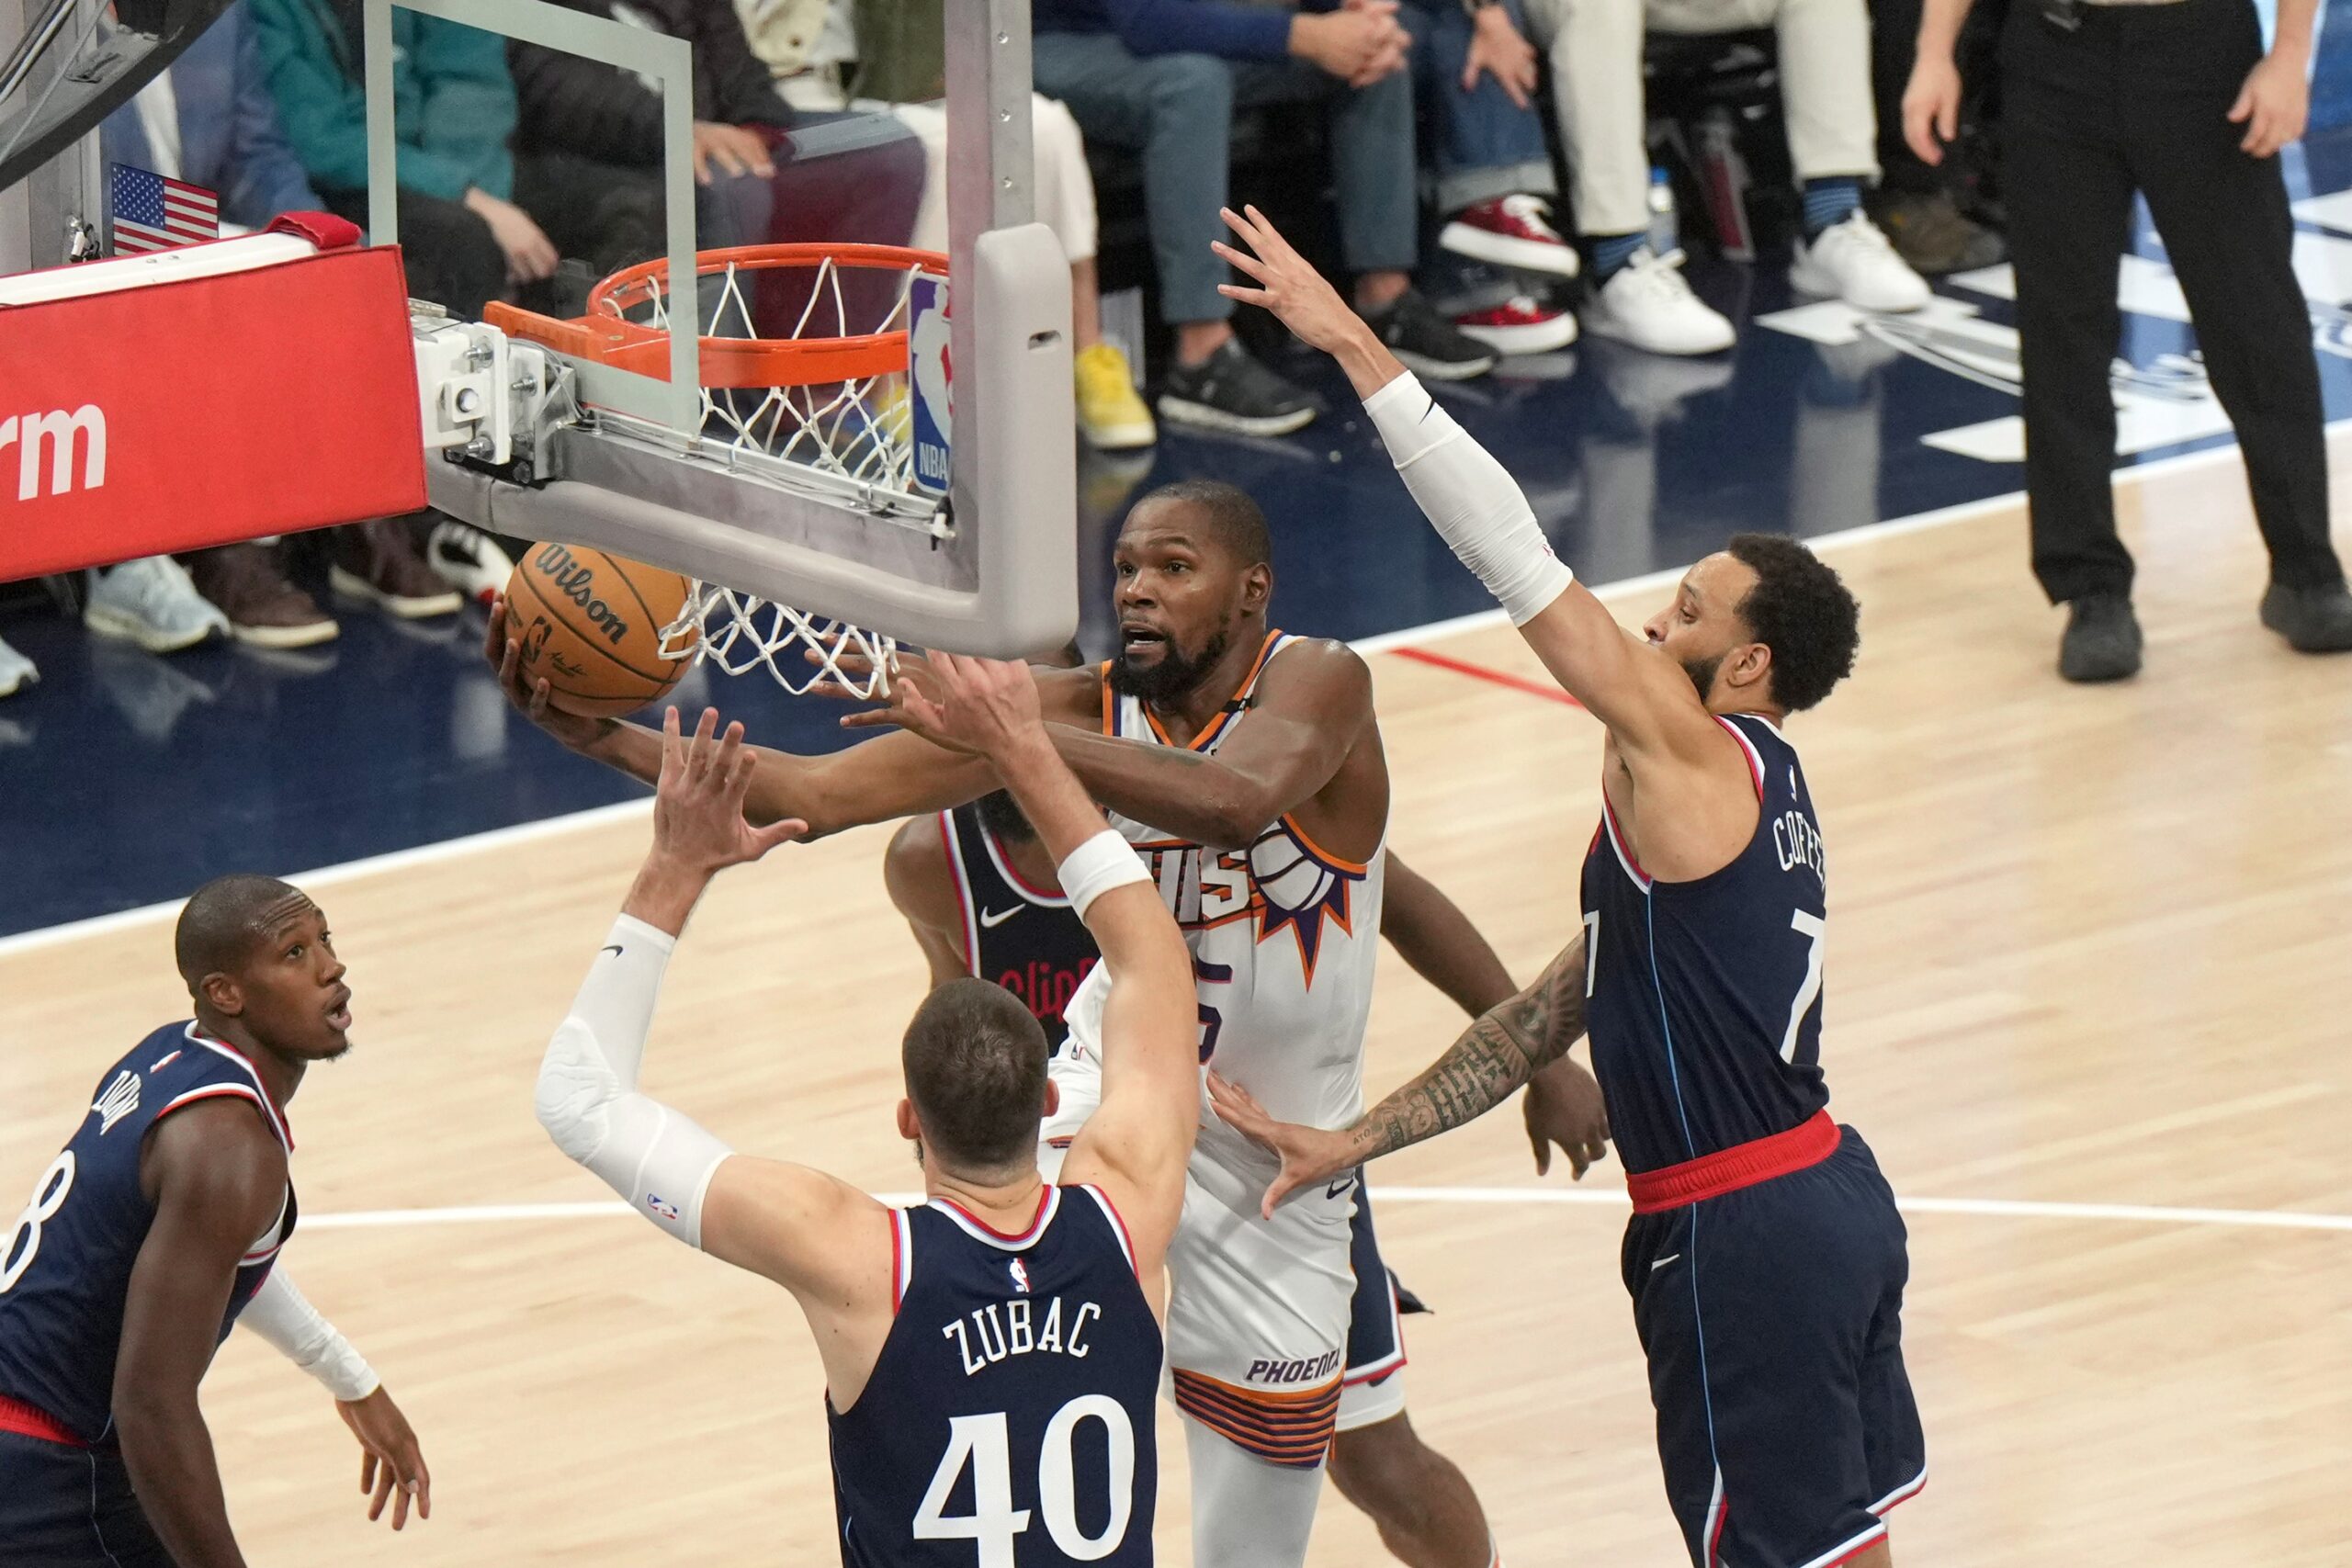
[1134,479,1272,570]
[175,874,310,992]
[902,978,1051,1169]
[1724,533,1860,713]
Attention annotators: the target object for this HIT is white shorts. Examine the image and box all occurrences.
[1040,1053,1354,1469]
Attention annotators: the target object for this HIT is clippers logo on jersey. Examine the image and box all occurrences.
[90,1070,140,1134]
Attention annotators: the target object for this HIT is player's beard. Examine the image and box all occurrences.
[1108,626,1231,703]
[1679,652,1724,705]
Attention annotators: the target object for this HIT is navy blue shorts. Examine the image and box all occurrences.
[1623,1127,1925,1568]
[0,1428,175,1568]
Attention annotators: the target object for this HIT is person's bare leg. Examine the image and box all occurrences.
[1070,255,1102,349]
[1176,318,1234,367]
[1353,268,1410,313]
[1849,1542,1893,1566]
[1328,1413,1496,1568]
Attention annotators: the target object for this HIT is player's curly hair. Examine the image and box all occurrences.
[1725,533,1860,713]
[902,979,1052,1169]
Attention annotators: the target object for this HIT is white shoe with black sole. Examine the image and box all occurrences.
[1157,339,1320,437]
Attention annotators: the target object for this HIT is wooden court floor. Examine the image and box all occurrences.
[4,457,2349,1567]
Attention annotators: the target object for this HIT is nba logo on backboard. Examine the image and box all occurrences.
[909,273,952,498]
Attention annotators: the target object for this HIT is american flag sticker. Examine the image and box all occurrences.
[109,164,220,254]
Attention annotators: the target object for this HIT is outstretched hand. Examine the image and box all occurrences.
[335,1385,430,1530]
[1206,1072,1364,1220]
[1212,205,1367,358]
[650,705,810,877]
[485,594,605,750]
[892,651,1046,759]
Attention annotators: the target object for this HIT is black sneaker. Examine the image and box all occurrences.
[1365,289,1497,382]
[1157,339,1319,437]
[2059,593,2143,683]
[2261,580,2352,651]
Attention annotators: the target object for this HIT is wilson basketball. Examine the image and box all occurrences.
[504,543,696,718]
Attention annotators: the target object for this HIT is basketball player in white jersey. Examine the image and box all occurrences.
[484,477,1602,1567]
[532,669,1200,1565]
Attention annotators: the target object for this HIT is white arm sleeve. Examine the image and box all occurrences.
[1363,371,1574,626]
[535,913,734,1248]
[240,1268,379,1403]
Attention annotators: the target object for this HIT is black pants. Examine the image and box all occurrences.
[2004,0,2343,602]
[322,186,508,322]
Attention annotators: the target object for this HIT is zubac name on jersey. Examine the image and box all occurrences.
[830,1186,1159,1568]
[1580,713,1834,1175]
[0,1021,295,1447]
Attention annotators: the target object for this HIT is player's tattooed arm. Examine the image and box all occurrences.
[1209,931,1593,1214]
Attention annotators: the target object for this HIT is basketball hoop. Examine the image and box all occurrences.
[486,242,946,694]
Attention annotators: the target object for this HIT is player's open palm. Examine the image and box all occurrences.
[896,651,1043,759]
[654,705,810,872]
[1213,205,1362,356]
[1206,1072,1361,1219]
[335,1385,431,1530]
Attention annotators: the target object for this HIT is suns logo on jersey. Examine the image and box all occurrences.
[1009,1258,1032,1294]
[1133,819,1366,983]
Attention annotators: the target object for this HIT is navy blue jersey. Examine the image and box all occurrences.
[0,1022,295,1446]
[1580,714,1832,1176]
[830,1185,1159,1568]
[943,805,1097,1055]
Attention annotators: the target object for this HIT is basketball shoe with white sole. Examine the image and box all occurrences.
[1791,213,1932,314]
[83,555,231,653]
[1454,295,1579,355]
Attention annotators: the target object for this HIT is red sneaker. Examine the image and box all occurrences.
[1454,296,1578,355]
[1440,196,1581,278]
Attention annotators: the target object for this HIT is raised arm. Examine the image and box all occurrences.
[1211,207,1720,759]
[114,1103,289,1568]
[891,655,1199,1276]
[1209,930,1591,1216]
[532,708,899,1404]
[486,596,998,837]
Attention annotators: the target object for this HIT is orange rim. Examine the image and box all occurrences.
[483,241,947,390]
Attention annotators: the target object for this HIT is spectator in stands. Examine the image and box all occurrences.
[1400,0,1582,353]
[1865,0,2000,275]
[1519,0,1930,356]
[738,0,1158,449]
[508,0,924,263]
[0,631,33,699]
[1034,0,1495,437]
[100,0,457,648]
[249,0,557,321]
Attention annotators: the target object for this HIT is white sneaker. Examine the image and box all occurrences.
[1582,249,1737,356]
[1791,212,1931,314]
[425,519,516,604]
[0,632,36,697]
[83,555,230,653]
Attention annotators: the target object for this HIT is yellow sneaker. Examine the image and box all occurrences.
[1074,343,1158,451]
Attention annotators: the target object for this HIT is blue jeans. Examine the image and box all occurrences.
[1398,0,1556,213]
[1034,32,1418,325]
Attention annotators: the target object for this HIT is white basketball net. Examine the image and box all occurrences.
[610,252,923,694]
[660,582,899,699]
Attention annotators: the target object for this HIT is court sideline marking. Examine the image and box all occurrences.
[0,429,2298,963]
[291,1188,2352,1236]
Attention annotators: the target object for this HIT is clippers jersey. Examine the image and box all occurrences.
[941,803,1096,1053]
[1069,632,1387,1145]
[829,1186,1159,1568]
[0,1022,296,1446]
[1580,714,1832,1176]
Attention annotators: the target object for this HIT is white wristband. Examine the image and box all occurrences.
[1057,829,1152,921]
[1363,371,1574,625]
